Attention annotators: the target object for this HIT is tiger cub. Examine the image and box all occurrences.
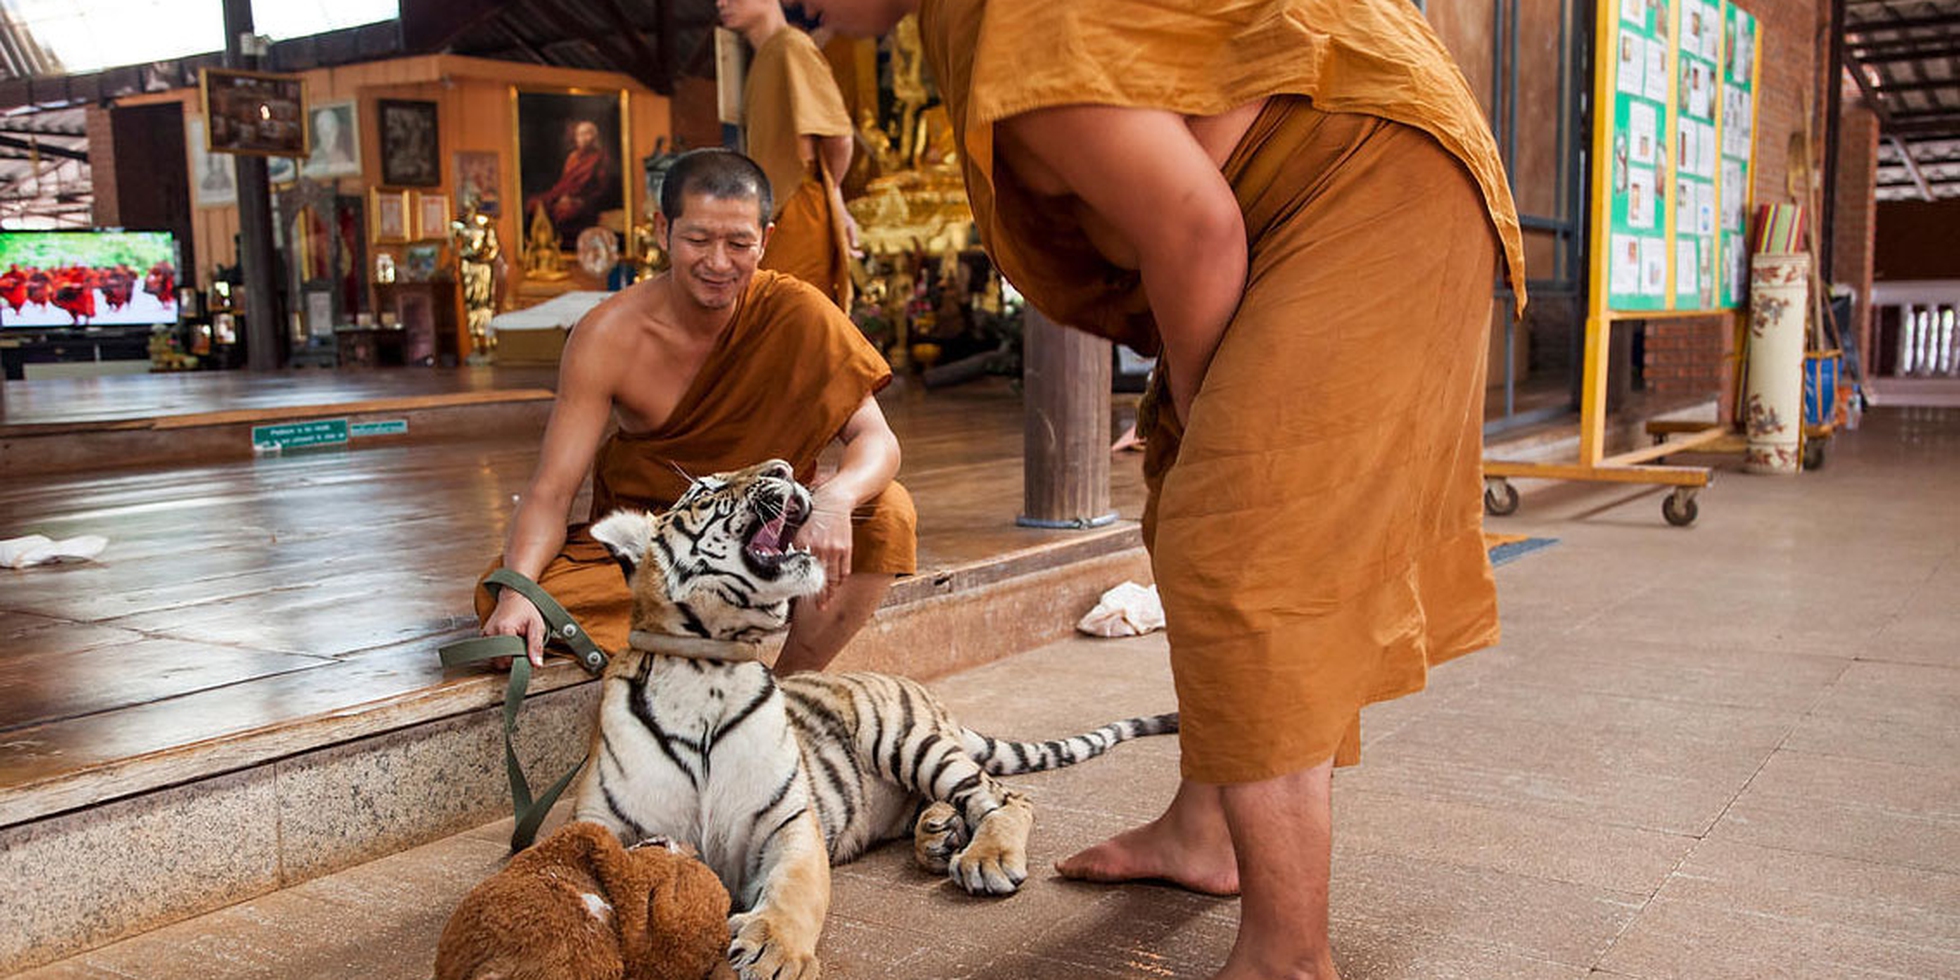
[578,459,1177,980]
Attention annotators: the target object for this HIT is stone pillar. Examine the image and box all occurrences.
[1018,307,1117,529]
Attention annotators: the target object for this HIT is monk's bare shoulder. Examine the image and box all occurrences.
[560,278,666,392]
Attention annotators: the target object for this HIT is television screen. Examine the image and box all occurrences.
[0,230,180,328]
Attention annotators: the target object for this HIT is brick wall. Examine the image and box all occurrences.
[1834,95,1880,362]
[1643,318,1731,396]
[1749,0,1827,214]
[1641,0,1828,405]
[85,104,117,227]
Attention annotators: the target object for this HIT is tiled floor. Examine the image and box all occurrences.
[14,406,1960,979]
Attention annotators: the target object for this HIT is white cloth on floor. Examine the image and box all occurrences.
[1076,581,1166,637]
[0,534,109,569]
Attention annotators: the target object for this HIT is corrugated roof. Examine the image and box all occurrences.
[1846,0,1960,200]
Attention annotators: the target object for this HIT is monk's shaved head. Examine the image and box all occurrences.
[660,149,772,227]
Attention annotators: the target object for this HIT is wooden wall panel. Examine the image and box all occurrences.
[107,56,670,356]
[1428,0,1500,123]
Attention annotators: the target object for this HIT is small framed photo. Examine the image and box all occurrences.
[200,68,307,157]
[453,150,502,217]
[416,193,452,241]
[404,243,441,282]
[371,188,412,243]
[378,99,441,187]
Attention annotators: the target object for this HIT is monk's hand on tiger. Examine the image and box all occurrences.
[482,590,547,669]
[798,486,856,607]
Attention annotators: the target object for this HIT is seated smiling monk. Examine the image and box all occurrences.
[799,0,1526,977]
[476,148,915,675]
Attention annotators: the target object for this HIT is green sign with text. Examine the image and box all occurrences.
[251,419,350,452]
[350,419,410,437]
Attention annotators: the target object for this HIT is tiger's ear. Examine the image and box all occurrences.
[590,509,654,569]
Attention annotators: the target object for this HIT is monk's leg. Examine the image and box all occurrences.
[1054,779,1239,896]
[774,572,894,673]
[1214,760,1339,980]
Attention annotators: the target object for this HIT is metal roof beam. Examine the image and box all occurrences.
[400,0,525,53]
[1851,42,1960,64]
[0,132,85,161]
[1870,77,1960,93]
[1845,14,1960,35]
[1889,134,1936,200]
[591,0,670,94]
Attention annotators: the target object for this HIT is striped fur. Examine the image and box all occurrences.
[579,460,1177,980]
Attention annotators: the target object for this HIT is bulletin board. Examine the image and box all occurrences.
[1596,0,1761,314]
[1480,0,1767,524]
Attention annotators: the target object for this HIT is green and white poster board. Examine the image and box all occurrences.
[1598,0,1759,314]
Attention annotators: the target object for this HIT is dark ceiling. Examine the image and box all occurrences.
[0,0,722,114]
[1844,0,1960,199]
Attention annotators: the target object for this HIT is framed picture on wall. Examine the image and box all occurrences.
[187,118,237,209]
[200,68,307,157]
[302,100,362,179]
[416,193,451,241]
[378,99,441,187]
[513,87,630,252]
[453,150,502,217]
[371,188,412,243]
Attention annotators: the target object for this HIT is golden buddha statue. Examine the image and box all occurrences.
[524,203,568,281]
[451,205,504,359]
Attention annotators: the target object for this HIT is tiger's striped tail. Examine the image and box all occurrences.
[961,713,1179,776]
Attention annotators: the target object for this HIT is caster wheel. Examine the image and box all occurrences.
[1484,480,1520,517]
[1662,491,1699,527]
[1802,441,1826,471]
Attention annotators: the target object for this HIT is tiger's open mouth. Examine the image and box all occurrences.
[743,491,812,579]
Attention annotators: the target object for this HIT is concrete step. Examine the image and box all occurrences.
[0,530,1149,975]
[12,631,1195,980]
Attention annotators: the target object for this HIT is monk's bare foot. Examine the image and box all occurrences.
[1055,784,1240,895]
[1213,955,1339,980]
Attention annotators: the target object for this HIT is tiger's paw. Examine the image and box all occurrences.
[728,910,821,980]
[913,801,968,875]
[949,794,1034,896]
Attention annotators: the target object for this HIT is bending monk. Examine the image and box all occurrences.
[477,148,915,675]
[721,0,859,308]
[801,1,1525,977]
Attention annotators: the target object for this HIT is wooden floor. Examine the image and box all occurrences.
[0,367,560,428]
[0,371,1147,809]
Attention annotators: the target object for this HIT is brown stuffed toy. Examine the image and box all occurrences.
[435,821,738,980]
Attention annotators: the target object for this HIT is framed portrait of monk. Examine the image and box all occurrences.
[512,88,631,253]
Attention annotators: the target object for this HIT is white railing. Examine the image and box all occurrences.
[1873,280,1960,379]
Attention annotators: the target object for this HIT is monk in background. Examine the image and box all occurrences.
[526,119,618,249]
[719,0,858,308]
[800,1,1526,977]
[477,149,915,675]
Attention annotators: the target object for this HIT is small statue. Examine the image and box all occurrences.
[632,220,668,280]
[890,14,929,166]
[524,203,568,281]
[858,107,902,176]
[452,205,504,360]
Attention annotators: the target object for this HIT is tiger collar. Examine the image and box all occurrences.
[627,629,768,664]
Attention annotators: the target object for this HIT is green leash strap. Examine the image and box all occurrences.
[439,569,611,851]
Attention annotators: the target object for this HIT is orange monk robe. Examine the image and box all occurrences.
[745,28,855,308]
[528,145,616,232]
[921,0,1525,783]
[475,270,917,656]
